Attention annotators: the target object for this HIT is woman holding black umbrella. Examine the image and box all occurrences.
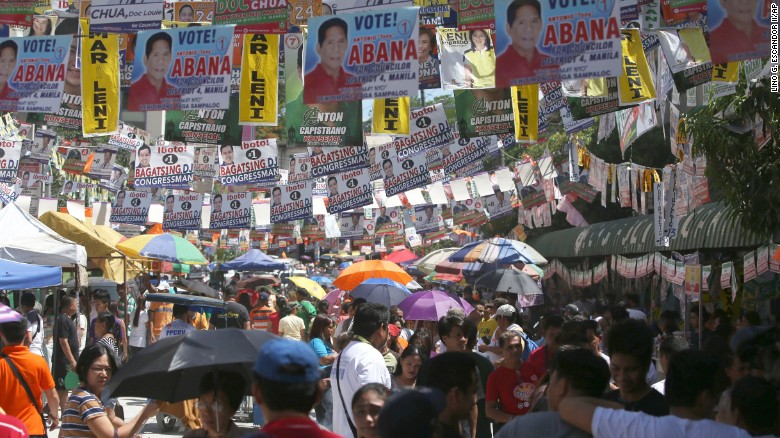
[61,344,158,438]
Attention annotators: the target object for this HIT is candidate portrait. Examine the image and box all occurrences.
[303,17,360,104]
[127,32,178,110]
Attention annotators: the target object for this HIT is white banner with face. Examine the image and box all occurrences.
[339,211,368,239]
[209,191,251,229]
[271,179,314,223]
[219,138,279,186]
[163,192,203,229]
[414,204,442,234]
[134,142,194,189]
[326,167,372,214]
[110,190,153,226]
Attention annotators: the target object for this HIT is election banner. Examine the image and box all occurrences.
[239,34,279,126]
[0,35,72,113]
[617,29,656,105]
[288,0,321,27]
[172,1,215,23]
[707,0,771,64]
[395,103,455,158]
[303,8,419,104]
[17,170,50,189]
[454,88,513,138]
[452,198,483,225]
[110,190,152,226]
[302,215,326,241]
[414,204,442,234]
[0,180,21,205]
[86,146,117,180]
[134,142,194,189]
[62,146,91,174]
[165,97,241,145]
[109,122,145,152]
[119,33,135,91]
[511,84,539,142]
[219,139,278,186]
[418,27,442,89]
[82,31,120,136]
[340,211,368,239]
[563,77,621,120]
[270,180,314,223]
[100,165,127,192]
[27,128,55,162]
[484,190,515,219]
[438,27,473,89]
[616,101,656,156]
[325,0,415,14]
[494,0,622,88]
[214,0,287,33]
[60,181,93,196]
[128,26,234,111]
[210,191,251,229]
[162,193,203,230]
[193,145,219,181]
[308,146,369,179]
[382,151,431,196]
[374,206,403,235]
[442,135,490,175]
[707,62,739,99]
[0,140,21,183]
[287,153,312,183]
[458,0,495,30]
[0,2,33,27]
[89,0,164,33]
[657,28,713,92]
[326,167,373,214]
[373,97,411,135]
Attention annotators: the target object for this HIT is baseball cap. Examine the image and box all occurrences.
[258,292,270,302]
[254,338,320,384]
[495,304,517,317]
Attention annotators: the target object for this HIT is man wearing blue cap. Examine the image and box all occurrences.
[251,338,340,437]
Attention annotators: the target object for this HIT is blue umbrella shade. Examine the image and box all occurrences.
[450,238,547,265]
[350,278,412,307]
[310,276,334,286]
[0,258,62,289]
[220,249,286,271]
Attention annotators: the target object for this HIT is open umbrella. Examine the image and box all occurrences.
[323,288,347,312]
[144,293,227,314]
[475,269,543,296]
[102,328,277,402]
[413,247,460,275]
[398,290,471,321]
[334,260,413,291]
[384,248,419,265]
[350,278,412,307]
[237,274,280,289]
[117,233,207,264]
[449,238,547,265]
[0,303,22,323]
[310,275,334,286]
[172,278,219,298]
[287,276,326,299]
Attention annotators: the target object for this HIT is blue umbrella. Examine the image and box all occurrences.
[449,238,547,265]
[350,278,412,307]
[310,276,334,286]
[338,261,352,269]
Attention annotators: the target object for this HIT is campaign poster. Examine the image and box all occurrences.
[165,97,242,145]
[270,180,314,223]
[454,88,513,138]
[706,0,771,64]
[340,211,368,239]
[442,135,490,175]
[238,34,279,126]
[414,204,442,233]
[100,165,127,192]
[563,77,621,120]
[89,0,164,33]
[308,146,369,178]
[394,103,455,158]
[219,139,278,186]
[128,26,234,111]
[163,192,203,230]
[108,122,145,152]
[303,8,419,105]
[451,198,483,225]
[284,33,363,147]
[27,128,55,163]
[438,28,470,89]
[374,205,403,235]
[288,0,322,27]
[617,29,656,106]
[86,146,117,180]
[511,84,539,142]
[0,2,33,27]
[173,1,215,23]
[119,33,136,91]
[288,153,312,183]
[110,190,152,226]
[615,102,656,155]
[213,0,287,33]
[382,151,431,196]
[193,145,219,179]
[62,146,91,174]
[484,190,515,219]
[82,31,120,137]
[326,167,373,214]
[372,97,410,135]
[0,140,21,183]
[493,0,622,88]
[134,142,194,189]
[657,28,713,92]
[60,181,93,196]
[209,191,251,229]
[458,0,495,30]
[0,35,72,113]
[17,170,50,190]
[418,27,442,90]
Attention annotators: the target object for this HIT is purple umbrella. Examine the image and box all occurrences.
[0,303,23,323]
[398,290,473,321]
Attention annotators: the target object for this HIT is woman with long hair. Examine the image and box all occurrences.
[391,345,423,390]
[308,314,337,429]
[463,29,495,88]
[128,296,148,357]
[407,328,433,361]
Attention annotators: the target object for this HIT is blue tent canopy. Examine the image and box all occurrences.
[219,249,286,272]
[0,258,62,290]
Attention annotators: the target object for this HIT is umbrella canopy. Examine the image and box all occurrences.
[0,303,23,323]
[450,238,547,265]
[406,280,423,291]
[413,247,459,275]
[310,275,334,286]
[334,260,413,291]
[350,278,412,307]
[338,261,352,269]
[287,276,326,299]
[398,290,471,321]
[219,249,286,271]
[144,293,227,313]
[117,234,207,265]
[475,269,543,296]
[173,278,219,298]
[435,260,469,275]
[238,274,280,289]
[323,288,347,313]
[103,328,277,402]
[38,211,117,258]
[0,258,62,289]
[384,248,419,265]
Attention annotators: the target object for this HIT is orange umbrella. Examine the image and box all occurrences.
[334,260,413,291]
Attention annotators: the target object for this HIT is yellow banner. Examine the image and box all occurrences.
[618,29,656,105]
[81,28,120,136]
[712,62,739,84]
[511,84,538,142]
[239,34,279,126]
[372,97,410,135]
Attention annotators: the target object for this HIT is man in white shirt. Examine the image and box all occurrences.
[20,293,44,358]
[160,304,196,339]
[331,303,391,438]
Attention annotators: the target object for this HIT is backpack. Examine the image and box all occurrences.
[517,330,540,362]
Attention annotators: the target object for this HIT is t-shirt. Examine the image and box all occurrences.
[603,388,669,417]
[486,366,535,415]
[296,301,317,332]
[88,316,126,346]
[250,306,276,331]
[25,310,44,357]
[521,345,550,385]
[55,314,79,365]
[309,337,334,371]
[210,302,249,329]
[128,311,148,348]
[149,302,174,340]
[477,318,497,340]
[0,345,55,435]
[61,388,108,438]
[258,416,341,438]
[591,407,751,438]
[278,315,305,341]
[495,411,591,438]
[331,340,392,438]
[160,319,196,339]
[0,412,28,438]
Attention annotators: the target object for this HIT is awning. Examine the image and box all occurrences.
[0,258,62,289]
[527,202,769,258]
[0,203,87,267]
[39,212,117,258]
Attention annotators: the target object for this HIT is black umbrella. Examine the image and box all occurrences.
[102,328,278,402]
[144,293,227,314]
[173,278,220,298]
[475,268,543,296]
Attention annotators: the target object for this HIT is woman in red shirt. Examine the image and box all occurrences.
[485,331,536,426]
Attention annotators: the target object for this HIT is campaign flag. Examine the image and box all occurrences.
[270,180,314,223]
[284,33,363,147]
[563,77,621,120]
[17,170,50,189]
[418,27,442,89]
[0,140,21,183]
[458,0,496,30]
[162,193,203,230]
[89,0,164,33]
[326,167,373,214]
[382,152,431,196]
[210,191,251,229]
[0,35,72,113]
[128,26,235,111]
[214,0,287,33]
[62,146,92,174]
[219,139,279,186]
[512,84,539,142]
[484,190,515,219]
[172,1,215,22]
[110,190,152,226]
[27,128,55,163]
[118,33,134,91]
[193,145,219,180]
[442,136,490,175]
[395,103,455,159]
[454,88,513,138]
[374,206,403,235]
[239,34,279,125]
[617,29,656,105]
[303,8,419,104]
[81,31,119,136]
[414,204,442,233]
[288,153,312,183]
[340,211,368,239]
[657,28,713,92]
[494,0,621,88]
[86,146,117,180]
[109,122,144,152]
[302,215,326,241]
[134,142,194,189]
[706,0,771,64]
[308,146,369,179]
[165,97,242,145]
[373,97,411,135]
[616,102,656,156]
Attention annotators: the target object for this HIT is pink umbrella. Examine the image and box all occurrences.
[0,303,23,323]
[323,289,348,315]
[398,290,474,321]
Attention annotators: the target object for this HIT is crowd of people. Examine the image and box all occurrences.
[1,266,779,438]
